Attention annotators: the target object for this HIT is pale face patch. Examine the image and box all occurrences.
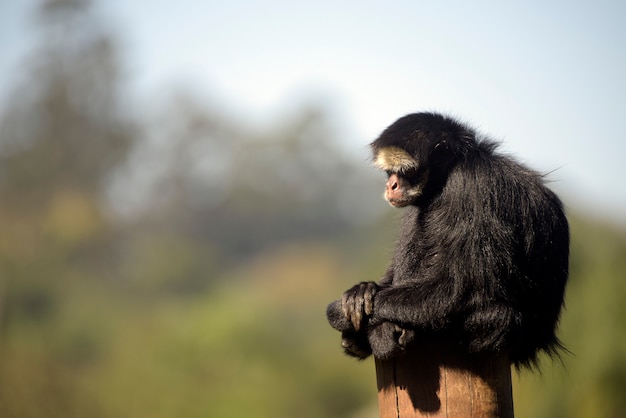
[374,146,418,173]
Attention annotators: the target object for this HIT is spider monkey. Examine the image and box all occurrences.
[326,112,569,368]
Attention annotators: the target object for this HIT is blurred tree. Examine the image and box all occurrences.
[0,0,134,209]
[103,85,384,268]
[0,0,135,310]
[0,0,383,414]
[0,1,135,414]
[122,91,385,261]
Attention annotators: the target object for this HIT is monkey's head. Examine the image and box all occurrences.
[371,112,473,207]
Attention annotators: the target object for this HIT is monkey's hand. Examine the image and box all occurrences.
[340,330,372,359]
[327,300,372,358]
[368,321,415,360]
[341,281,379,331]
[326,300,352,332]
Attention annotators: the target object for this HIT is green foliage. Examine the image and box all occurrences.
[0,244,379,418]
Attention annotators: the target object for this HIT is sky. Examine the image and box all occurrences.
[1,0,626,222]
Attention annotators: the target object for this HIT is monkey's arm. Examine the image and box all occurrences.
[371,282,458,331]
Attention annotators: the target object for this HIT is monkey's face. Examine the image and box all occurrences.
[374,146,429,207]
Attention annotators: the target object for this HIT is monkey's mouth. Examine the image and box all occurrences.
[386,198,409,208]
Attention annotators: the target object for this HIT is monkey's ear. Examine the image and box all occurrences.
[374,146,418,172]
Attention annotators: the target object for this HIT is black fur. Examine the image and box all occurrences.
[327,112,569,369]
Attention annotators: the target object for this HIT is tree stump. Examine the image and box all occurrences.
[375,344,514,418]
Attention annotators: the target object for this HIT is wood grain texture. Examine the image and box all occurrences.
[376,345,513,418]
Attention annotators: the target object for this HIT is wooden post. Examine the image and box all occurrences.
[375,344,514,418]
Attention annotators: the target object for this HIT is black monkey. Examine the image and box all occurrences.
[326,112,569,368]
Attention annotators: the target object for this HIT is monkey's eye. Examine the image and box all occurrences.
[400,167,419,178]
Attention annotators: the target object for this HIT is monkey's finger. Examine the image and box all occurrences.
[344,289,363,331]
[352,308,362,331]
[341,293,351,319]
[352,282,371,330]
[342,292,360,331]
[364,285,376,316]
[357,282,377,316]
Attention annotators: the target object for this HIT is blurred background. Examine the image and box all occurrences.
[0,0,625,417]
